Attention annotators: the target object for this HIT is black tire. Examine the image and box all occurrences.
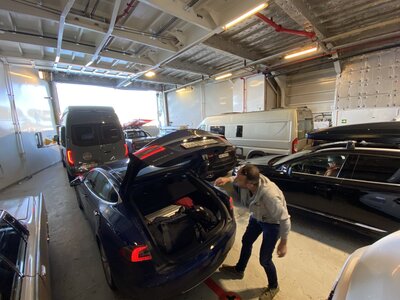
[98,240,117,290]
[67,171,74,183]
[62,159,66,168]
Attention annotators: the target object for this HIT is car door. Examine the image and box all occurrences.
[275,152,348,216]
[78,170,98,216]
[86,171,117,232]
[334,153,400,234]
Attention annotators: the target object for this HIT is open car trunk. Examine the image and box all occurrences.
[130,172,229,259]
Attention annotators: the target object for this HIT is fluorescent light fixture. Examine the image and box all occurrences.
[55,56,60,63]
[176,88,186,93]
[284,47,318,59]
[145,71,156,78]
[215,73,232,80]
[123,81,132,87]
[10,72,33,79]
[223,2,268,30]
[85,61,93,67]
[38,71,44,80]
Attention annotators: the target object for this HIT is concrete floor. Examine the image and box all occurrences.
[0,163,374,300]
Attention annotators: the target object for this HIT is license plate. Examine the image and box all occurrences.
[218,152,230,159]
[181,139,218,149]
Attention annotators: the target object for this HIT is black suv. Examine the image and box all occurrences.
[237,141,400,237]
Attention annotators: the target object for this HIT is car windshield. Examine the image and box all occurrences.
[272,150,312,166]
[125,131,148,139]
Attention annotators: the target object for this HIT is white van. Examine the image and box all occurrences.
[198,108,313,158]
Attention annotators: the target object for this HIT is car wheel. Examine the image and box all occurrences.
[67,171,74,183]
[98,241,116,290]
[62,159,66,168]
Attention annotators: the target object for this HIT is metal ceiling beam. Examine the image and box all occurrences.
[0,31,153,66]
[323,18,400,43]
[274,0,328,39]
[0,50,188,86]
[85,0,120,67]
[203,35,262,61]
[56,0,76,62]
[0,0,178,53]
[137,0,216,31]
[166,60,213,75]
[134,74,188,85]
[0,30,212,76]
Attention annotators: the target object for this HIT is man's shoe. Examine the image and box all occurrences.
[259,286,280,300]
[219,264,244,279]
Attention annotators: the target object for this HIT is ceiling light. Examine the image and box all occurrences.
[85,61,93,67]
[223,2,268,30]
[284,47,318,59]
[176,88,186,93]
[55,56,60,63]
[10,72,33,79]
[145,71,156,78]
[123,81,132,87]
[215,73,232,80]
[38,71,44,80]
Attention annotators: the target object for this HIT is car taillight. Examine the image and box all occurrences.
[124,144,129,157]
[66,150,74,166]
[292,138,299,153]
[120,245,152,262]
[134,145,166,160]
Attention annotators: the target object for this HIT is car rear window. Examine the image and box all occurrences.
[72,123,122,146]
[101,124,122,144]
[298,118,314,139]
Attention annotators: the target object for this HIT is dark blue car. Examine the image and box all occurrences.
[72,130,236,299]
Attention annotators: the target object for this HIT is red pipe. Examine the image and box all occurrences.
[256,13,316,39]
[116,0,138,24]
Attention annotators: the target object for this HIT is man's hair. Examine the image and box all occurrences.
[239,164,260,185]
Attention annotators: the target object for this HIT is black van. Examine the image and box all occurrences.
[58,106,127,181]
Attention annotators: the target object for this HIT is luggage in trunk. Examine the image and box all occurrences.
[147,204,219,254]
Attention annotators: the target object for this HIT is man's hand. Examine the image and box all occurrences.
[277,239,287,257]
[214,177,231,187]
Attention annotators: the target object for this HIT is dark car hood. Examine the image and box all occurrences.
[120,129,234,197]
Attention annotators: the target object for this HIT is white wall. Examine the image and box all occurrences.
[166,74,269,128]
[285,68,336,118]
[333,47,400,125]
[0,63,60,190]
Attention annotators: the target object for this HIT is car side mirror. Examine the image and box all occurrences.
[70,176,82,187]
[53,134,60,145]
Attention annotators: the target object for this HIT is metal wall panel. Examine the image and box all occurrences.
[204,80,234,118]
[166,86,203,128]
[0,64,60,190]
[333,47,400,125]
[285,68,336,120]
[246,75,265,112]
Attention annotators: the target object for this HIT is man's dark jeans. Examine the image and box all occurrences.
[236,216,280,288]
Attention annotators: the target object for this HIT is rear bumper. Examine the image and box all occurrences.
[113,221,236,299]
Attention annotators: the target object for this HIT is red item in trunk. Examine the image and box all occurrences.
[175,197,194,208]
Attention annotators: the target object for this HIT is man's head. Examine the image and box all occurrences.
[235,164,260,190]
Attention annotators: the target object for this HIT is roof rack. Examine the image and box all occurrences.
[312,140,400,151]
